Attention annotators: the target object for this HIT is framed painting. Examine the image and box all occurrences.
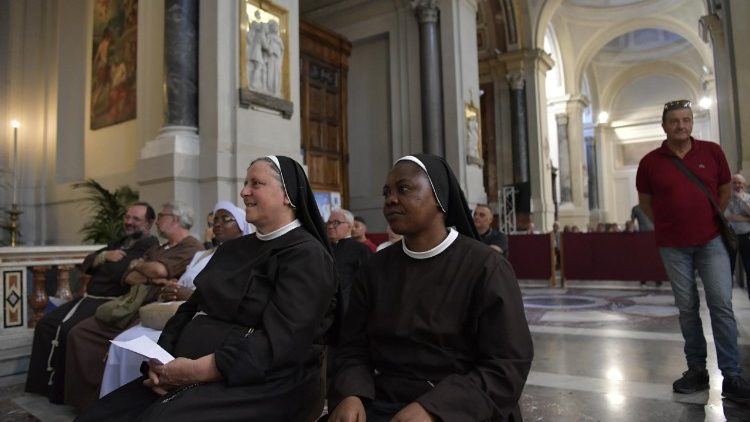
[238,0,293,118]
[90,0,138,130]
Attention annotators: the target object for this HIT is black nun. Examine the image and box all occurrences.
[328,154,533,422]
[77,155,337,421]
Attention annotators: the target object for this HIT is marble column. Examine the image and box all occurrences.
[137,0,200,230]
[507,72,528,184]
[164,0,198,132]
[585,135,599,210]
[415,0,444,157]
[556,113,572,203]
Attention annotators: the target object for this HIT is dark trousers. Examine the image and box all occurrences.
[732,232,750,298]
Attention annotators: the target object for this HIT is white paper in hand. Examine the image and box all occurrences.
[110,335,175,365]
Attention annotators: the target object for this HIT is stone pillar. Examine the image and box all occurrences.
[415,0,444,157]
[164,0,199,130]
[519,49,554,230]
[556,113,571,203]
[590,123,611,223]
[507,72,528,184]
[585,135,599,210]
[137,0,200,227]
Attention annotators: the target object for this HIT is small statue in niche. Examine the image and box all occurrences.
[265,20,284,97]
[467,115,480,159]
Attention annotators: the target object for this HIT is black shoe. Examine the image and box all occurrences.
[723,375,750,404]
[673,368,709,393]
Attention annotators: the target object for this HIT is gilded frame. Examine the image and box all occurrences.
[238,0,293,118]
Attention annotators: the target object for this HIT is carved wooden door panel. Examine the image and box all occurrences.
[300,20,351,206]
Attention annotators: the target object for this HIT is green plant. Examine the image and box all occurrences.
[73,179,139,244]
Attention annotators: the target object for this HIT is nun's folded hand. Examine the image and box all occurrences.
[390,402,436,422]
[144,358,196,395]
[328,396,365,422]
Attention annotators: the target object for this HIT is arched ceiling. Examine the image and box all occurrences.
[566,0,646,7]
[534,0,711,110]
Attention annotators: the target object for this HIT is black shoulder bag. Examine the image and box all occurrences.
[670,156,737,254]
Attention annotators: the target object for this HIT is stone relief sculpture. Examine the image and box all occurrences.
[467,115,480,159]
[265,20,284,96]
[465,101,482,165]
[247,11,267,91]
[246,10,284,98]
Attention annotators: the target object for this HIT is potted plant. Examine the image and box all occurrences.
[73,179,139,244]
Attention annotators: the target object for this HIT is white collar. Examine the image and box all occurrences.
[403,227,458,259]
[256,219,301,241]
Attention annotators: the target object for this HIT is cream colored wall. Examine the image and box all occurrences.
[302,0,422,224]
[3,0,165,245]
[348,36,392,231]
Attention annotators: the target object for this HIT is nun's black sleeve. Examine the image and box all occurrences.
[416,258,533,421]
[213,242,337,386]
[329,269,375,409]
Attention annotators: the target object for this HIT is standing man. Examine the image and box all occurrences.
[327,208,372,315]
[636,99,749,403]
[726,173,750,300]
[25,202,158,404]
[473,204,508,255]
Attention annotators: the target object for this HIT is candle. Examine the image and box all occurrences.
[10,120,20,205]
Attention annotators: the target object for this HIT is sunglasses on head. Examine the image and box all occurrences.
[663,99,691,112]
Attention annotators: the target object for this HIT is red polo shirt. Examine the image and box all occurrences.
[636,138,730,247]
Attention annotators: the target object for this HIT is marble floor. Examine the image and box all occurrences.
[2,281,750,421]
[519,282,750,422]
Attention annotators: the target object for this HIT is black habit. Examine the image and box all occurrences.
[76,227,337,421]
[331,234,533,421]
[332,237,373,315]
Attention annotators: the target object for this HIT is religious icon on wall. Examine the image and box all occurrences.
[238,0,293,118]
[90,0,138,130]
[465,101,482,165]
[240,0,289,99]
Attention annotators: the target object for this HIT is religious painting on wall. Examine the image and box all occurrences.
[466,101,483,166]
[238,0,293,118]
[90,0,138,130]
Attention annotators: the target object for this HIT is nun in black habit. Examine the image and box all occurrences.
[328,154,533,422]
[77,156,337,422]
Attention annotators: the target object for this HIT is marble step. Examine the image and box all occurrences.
[0,329,33,386]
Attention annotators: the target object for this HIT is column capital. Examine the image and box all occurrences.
[506,71,525,90]
[413,0,439,23]
[555,113,569,126]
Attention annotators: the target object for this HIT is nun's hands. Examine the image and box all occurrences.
[144,359,184,395]
[390,402,436,422]
[328,396,366,422]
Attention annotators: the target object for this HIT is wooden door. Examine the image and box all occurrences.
[300,20,352,206]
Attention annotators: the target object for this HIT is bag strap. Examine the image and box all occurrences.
[669,156,726,221]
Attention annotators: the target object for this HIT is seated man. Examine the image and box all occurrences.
[25,202,158,404]
[63,201,204,412]
[352,216,377,252]
[99,200,251,397]
[473,203,508,255]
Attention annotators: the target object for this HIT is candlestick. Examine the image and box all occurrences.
[10,120,20,205]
